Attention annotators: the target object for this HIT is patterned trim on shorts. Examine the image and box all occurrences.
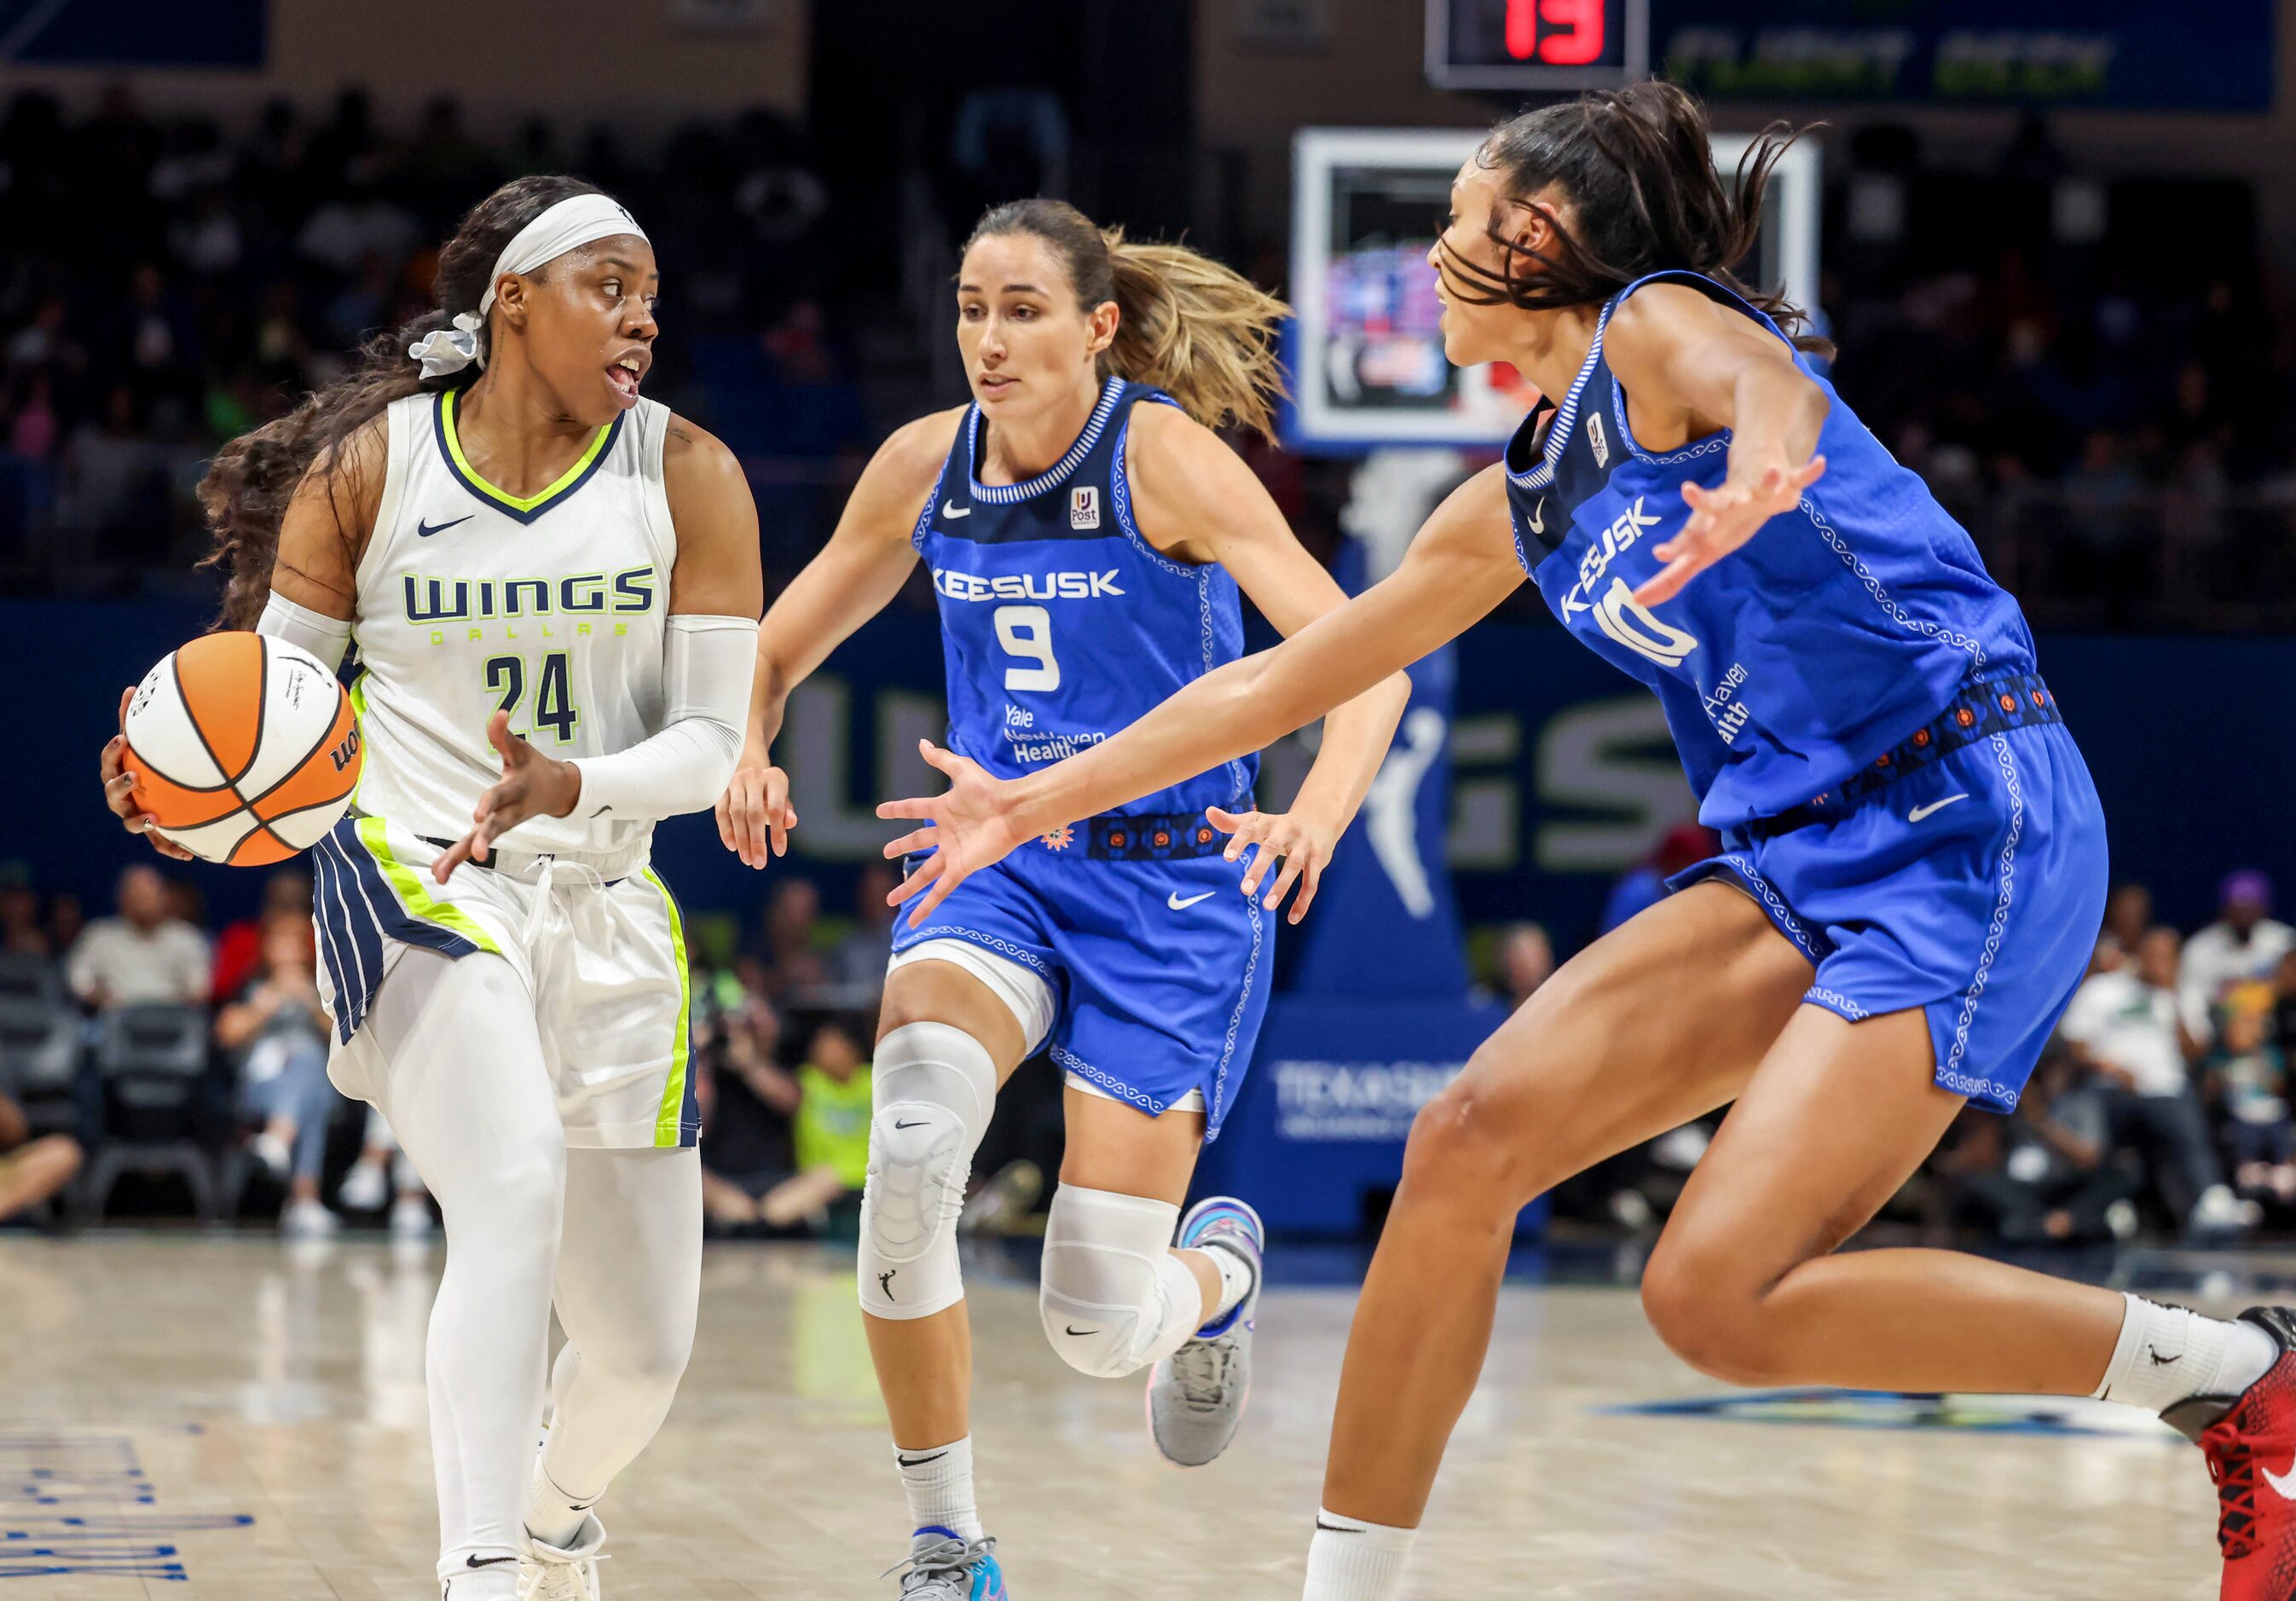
[1206,894,1264,1138]
[1943,734,2024,1086]
[1804,985,1870,1021]
[891,923,1055,980]
[1050,1043,1167,1115]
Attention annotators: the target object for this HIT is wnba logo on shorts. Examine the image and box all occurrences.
[1071,486,1101,529]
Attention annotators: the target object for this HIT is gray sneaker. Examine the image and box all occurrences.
[882,1528,1008,1599]
[1148,1197,1263,1467]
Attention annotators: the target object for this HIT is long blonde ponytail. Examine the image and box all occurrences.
[965,199,1291,438]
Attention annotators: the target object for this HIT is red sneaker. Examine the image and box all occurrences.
[2163,1307,2296,1601]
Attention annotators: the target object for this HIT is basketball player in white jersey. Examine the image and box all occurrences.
[101,177,761,1600]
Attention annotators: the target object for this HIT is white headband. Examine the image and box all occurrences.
[407,193,650,379]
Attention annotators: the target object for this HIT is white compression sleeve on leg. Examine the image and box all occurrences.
[859,1022,998,1321]
[358,948,567,1588]
[568,615,755,822]
[255,590,352,673]
[529,1147,702,1545]
[1039,1185,1202,1379]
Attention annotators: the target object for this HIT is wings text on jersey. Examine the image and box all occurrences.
[400,566,658,623]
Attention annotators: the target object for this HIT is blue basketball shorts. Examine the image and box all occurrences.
[888,831,1271,1141]
[1673,708,2108,1113]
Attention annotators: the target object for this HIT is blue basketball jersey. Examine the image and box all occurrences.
[914,376,1254,821]
[1503,270,2038,829]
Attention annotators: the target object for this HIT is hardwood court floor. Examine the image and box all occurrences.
[0,1233,2235,1598]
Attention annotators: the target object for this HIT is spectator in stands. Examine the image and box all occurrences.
[1599,824,1721,935]
[0,1084,78,1223]
[2102,881,2153,954]
[831,864,900,990]
[67,864,209,1012]
[1938,1045,2135,1245]
[696,986,800,1233]
[211,869,313,1003]
[1497,923,1555,1009]
[0,870,47,959]
[2058,924,2253,1235]
[214,912,339,1238]
[46,893,83,958]
[2208,989,2294,1205]
[755,877,830,999]
[758,1017,872,1230]
[2184,870,2296,1009]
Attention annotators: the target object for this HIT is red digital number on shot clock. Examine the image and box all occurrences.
[1503,0,1606,65]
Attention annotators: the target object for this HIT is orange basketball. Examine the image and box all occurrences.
[119,632,362,866]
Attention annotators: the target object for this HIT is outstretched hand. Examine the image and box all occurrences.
[431,711,581,882]
[1206,806,1340,924]
[874,741,1034,927]
[1633,455,1826,608]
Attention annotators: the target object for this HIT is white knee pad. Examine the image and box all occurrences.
[1039,1185,1203,1379]
[858,1022,998,1321]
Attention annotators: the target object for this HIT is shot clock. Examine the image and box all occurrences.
[1426,0,1649,90]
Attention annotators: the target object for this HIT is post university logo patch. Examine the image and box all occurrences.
[1070,485,1101,529]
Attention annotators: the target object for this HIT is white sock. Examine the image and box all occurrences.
[2091,1293,2278,1413]
[443,1570,518,1600]
[1196,1240,1257,1331]
[1303,1507,1415,1601]
[896,1436,981,1543]
[524,1454,593,1550]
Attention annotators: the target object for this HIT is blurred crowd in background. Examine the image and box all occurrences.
[9,841,2296,1256]
[2,88,2294,626]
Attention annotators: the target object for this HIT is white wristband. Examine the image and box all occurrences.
[570,615,756,823]
[255,591,353,673]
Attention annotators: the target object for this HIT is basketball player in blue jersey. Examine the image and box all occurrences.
[715,199,1408,1597]
[879,87,2296,1601]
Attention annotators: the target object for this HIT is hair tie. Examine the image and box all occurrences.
[408,311,484,379]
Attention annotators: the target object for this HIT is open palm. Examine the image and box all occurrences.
[876,741,1035,926]
[1634,455,1827,608]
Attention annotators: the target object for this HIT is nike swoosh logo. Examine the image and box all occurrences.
[1907,794,1970,823]
[466,1553,516,1568]
[1529,497,1546,536]
[1065,1325,1098,1337]
[894,1119,928,1130]
[418,515,472,539]
[1167,889,1217,910]
[896,1452,947,1469]
[941,500,970,518]
[2267,1459,2296,1501]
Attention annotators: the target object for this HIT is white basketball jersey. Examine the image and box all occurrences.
[349,389,675,857]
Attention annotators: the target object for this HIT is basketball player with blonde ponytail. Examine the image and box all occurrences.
[715,198,1409,1597]
[101,176,762,1599]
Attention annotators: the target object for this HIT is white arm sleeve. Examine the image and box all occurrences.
[256,591,354,673]
[569,614,757,824]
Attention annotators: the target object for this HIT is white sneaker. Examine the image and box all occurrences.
[251,1131,292,1179]
[1149,1197,1263,1468]
[520,1512,605,1600]
[2193,1184,2262,1235]
[279,1198,338,1239]
[338,1158,388,1211]
[391,1195,436,1240]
